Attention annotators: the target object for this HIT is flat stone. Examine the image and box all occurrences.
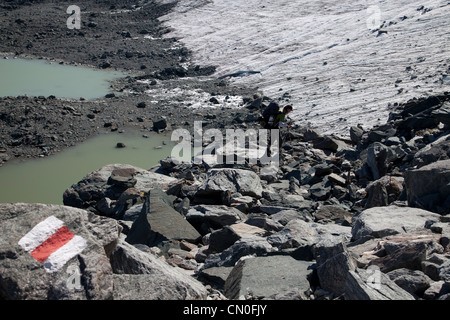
[224,255,315,299]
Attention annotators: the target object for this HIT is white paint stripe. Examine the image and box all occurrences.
[42,235,88,273]
[18,216,64,253]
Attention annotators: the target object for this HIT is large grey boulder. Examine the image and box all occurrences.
[349,231,443,272]
[438,260,450,283]
[63,164,178,214]
[267,219,352,251]
[431,101,450,125]
[387,268,433,297]
[125,189,201,247]
[344,267,415,300]
[208,226,241,253]
[224,256,315,300]
[366,142,401,180]
[364,175,404,209]
[351,205,441,241]
[0,203,121,300]
[152,118,167,132]
[187,204,247,230]
[367,240,429,273]
[314,204,353,225]
[196,266,233,290]
[203,237,275,268]
[110,240,207,300]
[412,134,450,168]
[195,168,263,199]
[404,159,450,214]
[316,242,415,300]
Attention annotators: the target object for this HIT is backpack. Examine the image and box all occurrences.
[262,101,280,123]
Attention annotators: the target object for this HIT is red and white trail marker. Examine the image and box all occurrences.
[18,216,87,273]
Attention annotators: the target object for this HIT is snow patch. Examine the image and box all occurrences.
[159,0,450,134]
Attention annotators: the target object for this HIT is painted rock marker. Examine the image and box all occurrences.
[18,216,87,273]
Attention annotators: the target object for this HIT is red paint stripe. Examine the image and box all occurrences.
[30,226,75,263]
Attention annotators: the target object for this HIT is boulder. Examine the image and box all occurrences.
[63,164,178,212]
[110,240,207,299]
[197,266,233,290]
[404,159,450,214]
[303,128,321,141]
[422,253,448,281]
[439,260,450,283]
[365,175,404,208]
[350,230,443,269]
[398,96,442,118]
[396,113,440,132]
[136,102,146,108]
[197,267,233,292]
[187,205,247,231]
[367,124,397,143]
[303,130,348,153]
[312,136,341,152]
[314,204,353,226]
[108,167,136,188]
[412,134,450,168]
[315,241,415,300]
[387,268,433,297]
[267,219,352,253]
[328,173,347,186]
[0,203,121,300]
[224,256,315,300]
[431,101,450,125]
[153,118,167,131]
[203,237,275,268]
[316,244,355,296]
[208,226,241,253]
[244,214,284,232]
[344,267,415,300]
[195,168,263,199]
[230,222,267,237]
[350,126,364,144]
[309,178,332,201]
[125,189,201,247]
[366,142,401,180]
[351,205,441,241]
[368,241,428,273]
[423,281,448,300]
[270,209,312,226]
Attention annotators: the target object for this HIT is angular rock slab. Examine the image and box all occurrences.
[110,240,207,300]
[267,219,352,251]
[316,243,415,300]
[344,268,415,300]
[63,163,178,209]
[204,237,276,269]
[224,255,315,299]
[190,204,247,229]
[0,203,121,300]
[412,134,450,167]
[366,142,399,180]
[351,205,441,241]
[126,189,201,247]
[196,168,263,198]
[404,159,450,214]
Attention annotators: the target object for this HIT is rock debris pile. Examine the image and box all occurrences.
[1,93,449,300]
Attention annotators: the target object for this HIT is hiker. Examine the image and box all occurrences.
[261,102,293,130]
[261,102,293,157]
[273,105,293,130]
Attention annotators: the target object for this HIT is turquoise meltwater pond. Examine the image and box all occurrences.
[0,57,124,99]
[0,131,175,205]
